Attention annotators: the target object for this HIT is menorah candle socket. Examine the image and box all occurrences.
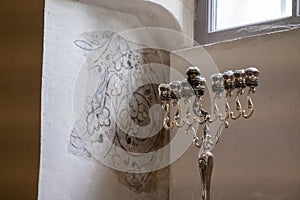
[223,70,235,91]
[211,73,224,94]
[181,79,194,98]
[158,84,171,101]
[186,66,201,79]
[245,67,259,88]
[169,81,182,100]
[234,69,246,88]
[186,66,206,96]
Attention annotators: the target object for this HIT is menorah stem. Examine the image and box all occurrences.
[199,150,214,200]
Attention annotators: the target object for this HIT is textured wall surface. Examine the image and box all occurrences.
[170,28,300,200]
[39,1,171,199]
[0,1,43,199]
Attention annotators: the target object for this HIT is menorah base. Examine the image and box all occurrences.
[199,150,214,200]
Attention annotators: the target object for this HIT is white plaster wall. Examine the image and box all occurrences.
[39,0,170,199]
[79,0,194,37]
[144,0,194,37]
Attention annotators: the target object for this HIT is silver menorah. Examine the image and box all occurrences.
[158,66,260,200]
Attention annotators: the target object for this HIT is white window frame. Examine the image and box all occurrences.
[194,0,300,45]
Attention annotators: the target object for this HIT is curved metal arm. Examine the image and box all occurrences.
[242,88,255,119]
[221,101,231,128]
[193,96,204,117]
[199,151,214,200]
[162,102,174,130]
[173,101,185,127]
[209,101,219,123]
[184,99,197,125]
[230,89,243,120]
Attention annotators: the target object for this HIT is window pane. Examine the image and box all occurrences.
[298,0,300,16]
[211,0,293,31]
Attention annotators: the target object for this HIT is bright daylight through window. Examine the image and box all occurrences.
[210,0,293,31]
[195,0,300,44]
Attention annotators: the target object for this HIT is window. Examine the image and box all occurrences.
[195,0,300,44]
